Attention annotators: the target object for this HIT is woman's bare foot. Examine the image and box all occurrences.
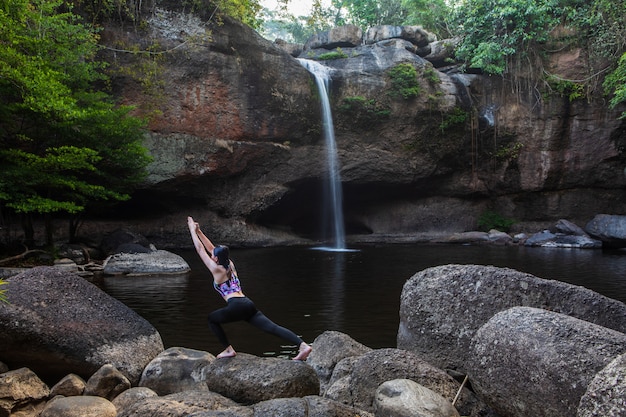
[217,345,236,358]
[293,342,312,361]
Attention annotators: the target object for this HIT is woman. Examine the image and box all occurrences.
[187,216,312,360]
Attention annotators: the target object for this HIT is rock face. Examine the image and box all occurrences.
[0,267,164,384]
[52,11,625,248]
[469,307,626,417]
[204,353,320,405]
[397,264,626,373]
[577,352,626,417]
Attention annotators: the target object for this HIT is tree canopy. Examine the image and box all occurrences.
[0,0,151,244]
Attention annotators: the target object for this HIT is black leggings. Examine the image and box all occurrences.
[208,297,303,348]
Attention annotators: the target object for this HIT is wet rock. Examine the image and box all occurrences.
[469,306,626,417]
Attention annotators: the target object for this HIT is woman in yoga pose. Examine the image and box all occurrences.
[187,216,312,360]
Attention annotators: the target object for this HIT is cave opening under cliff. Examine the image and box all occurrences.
[251,179,413,241]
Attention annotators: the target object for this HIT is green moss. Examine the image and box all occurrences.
[318,47,348,60]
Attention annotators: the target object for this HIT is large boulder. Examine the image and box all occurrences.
[40,396,117,417]
[116,390,241,417]
[102,249,190,275]
[251,396,374,417]
[205,353,320,405]
[304,24,363,50]
[397,264,626,372]
[469,306,626,417]
[577,352,626,417]
[364,25,436,47]
[585,214,626,248]
[0,267,164,384]
[323,348,493,417]
[306,330,372,393]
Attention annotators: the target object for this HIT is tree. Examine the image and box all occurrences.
[401,0,453,38]
[331,0,408,28]
[0,0,151,245]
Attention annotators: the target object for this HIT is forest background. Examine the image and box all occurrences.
[0,0,625,281]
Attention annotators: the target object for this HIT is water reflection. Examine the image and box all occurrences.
[99,245,626,357]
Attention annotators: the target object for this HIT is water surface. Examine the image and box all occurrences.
[100,244,626,357]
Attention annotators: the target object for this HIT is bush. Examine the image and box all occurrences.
[387,63,421,99]
[478,210,516,232]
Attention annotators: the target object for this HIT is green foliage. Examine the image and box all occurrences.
[546,75,586,101]
[453,0,560,75]
[604,52,626,119]
[0,279,6,304]
[401,0,453,38]
[0,0,151,242]
[423,66,441,85]
[334,0,408,28]
[494,142,524,160]
[387,63,421,99]
[478,210,516,232]
[439,107,468,132]
[318,48,348,60]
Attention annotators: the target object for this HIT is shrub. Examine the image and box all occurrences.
[387,63,421,99]
[478,210,516,232]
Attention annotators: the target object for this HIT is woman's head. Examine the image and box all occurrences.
[213,246,230,269]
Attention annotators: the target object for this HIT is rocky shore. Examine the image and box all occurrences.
[1,262,625,417]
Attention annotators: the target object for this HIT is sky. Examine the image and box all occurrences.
[260,0,328,16]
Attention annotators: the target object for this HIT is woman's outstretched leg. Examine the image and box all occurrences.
[248,311,312,360]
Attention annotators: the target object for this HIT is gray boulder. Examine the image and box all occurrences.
[577,352,626,417]
[112,387,158,412]
[205,353,320,405]
[469,306,626,417]
[0,267,164,384]
[374,379,460,417]
[585,214,626,247]
[323,348,491,417]
[306,330,372,393]
[139,347,214,395]
[304,24,363,50]
[251,396,374,417]
[364,25,436,47]
[40,396,116,417]
[116,390,241,417]
[397,264,626,372]
[103,249,190,275]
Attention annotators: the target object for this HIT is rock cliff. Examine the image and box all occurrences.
[91,10,626,247]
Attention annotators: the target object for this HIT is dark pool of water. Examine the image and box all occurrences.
[99,244,626,357]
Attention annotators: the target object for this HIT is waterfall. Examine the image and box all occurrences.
[298,59,347,250]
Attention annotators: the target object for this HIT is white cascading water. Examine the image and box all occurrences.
[298,59,346,250]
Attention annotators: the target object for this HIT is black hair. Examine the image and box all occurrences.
[213,246,230,269]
